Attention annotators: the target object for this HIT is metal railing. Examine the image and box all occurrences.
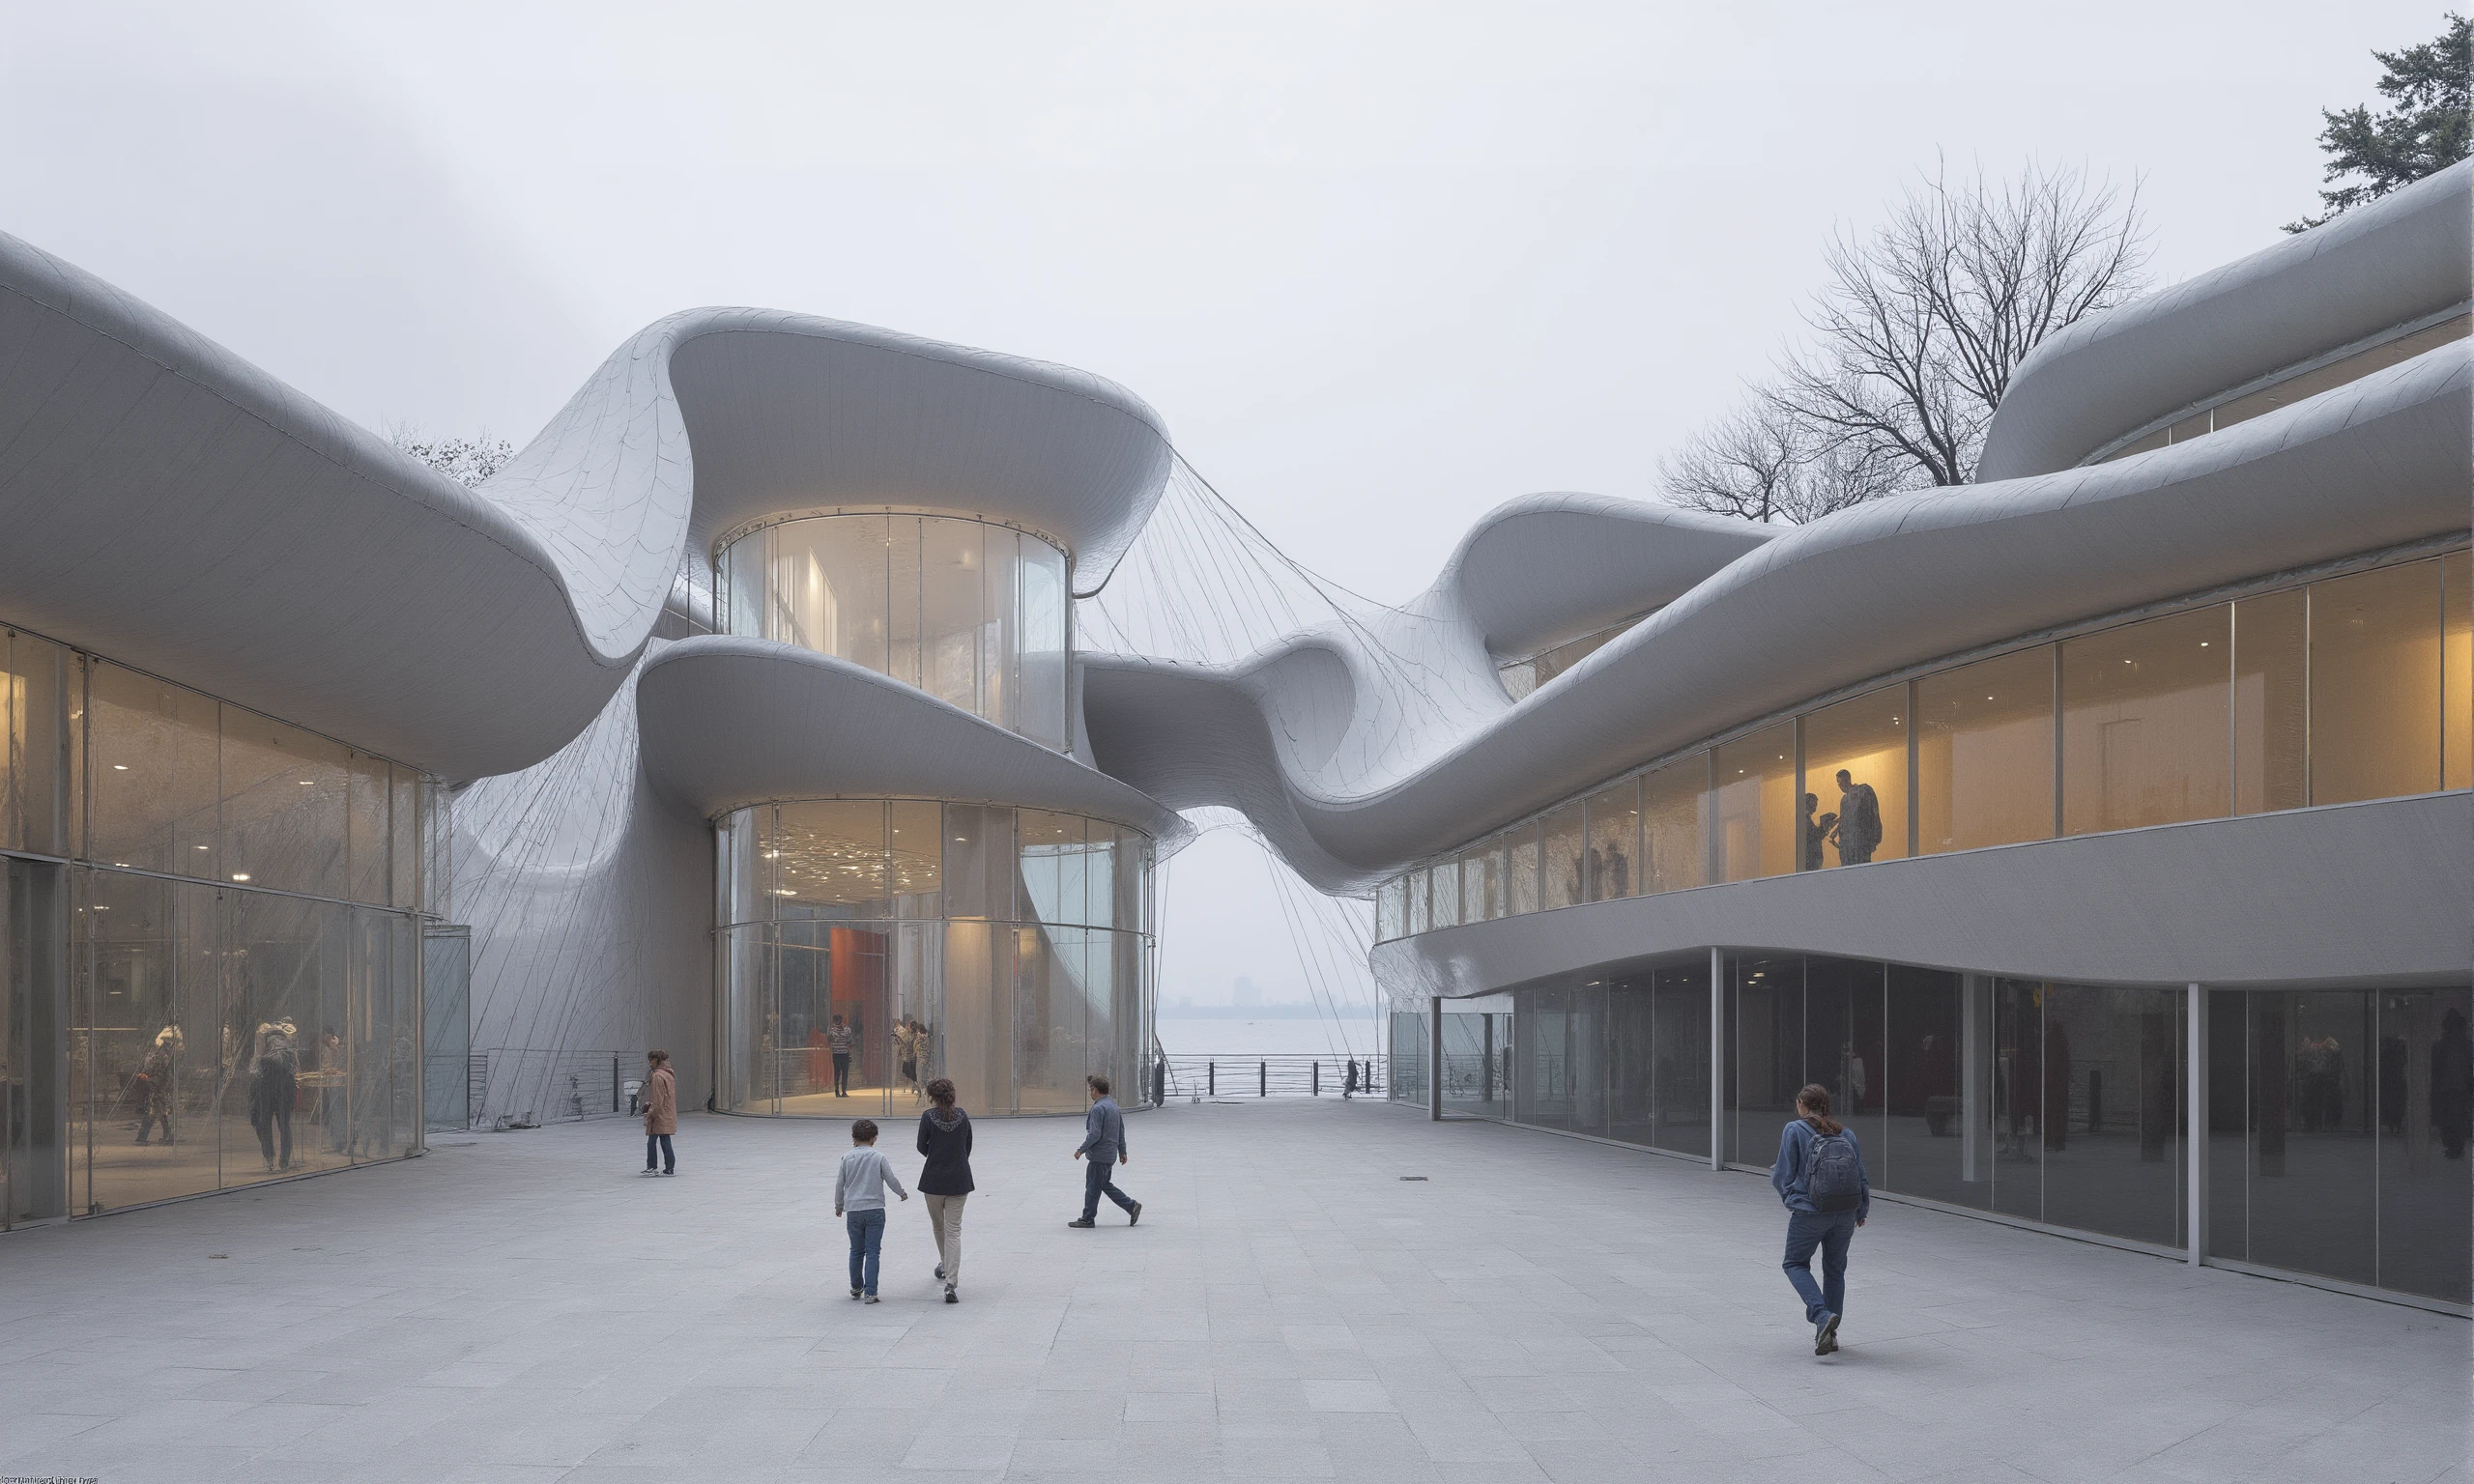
[1162,1054,1386,1099]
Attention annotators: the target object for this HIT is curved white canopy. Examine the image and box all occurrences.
[0,231,1170,782]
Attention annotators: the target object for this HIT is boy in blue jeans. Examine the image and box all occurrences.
[835,1119,907,1302]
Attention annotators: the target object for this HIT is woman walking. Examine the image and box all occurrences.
[642,1050,677,1176]
[1773,1083,1868,1355]
[916,1077,973,1303]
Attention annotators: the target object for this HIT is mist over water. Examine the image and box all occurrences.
[1157,1012,1384,1059]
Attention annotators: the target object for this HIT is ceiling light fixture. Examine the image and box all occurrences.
[231,873,251,882]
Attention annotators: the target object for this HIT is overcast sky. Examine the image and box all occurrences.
[1,1,2440,1027]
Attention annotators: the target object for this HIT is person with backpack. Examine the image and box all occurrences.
[1773,1083,1870,1356]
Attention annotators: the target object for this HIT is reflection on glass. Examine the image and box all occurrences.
[1375,877,1404,942]
[2312,560,2442,804]
[1405,867,1429,935]
[1540,802,1584,909]
[86,663,218,879]
[1019,537,1070,750]
[2061,606,2230,834]
[1583,781,1638,901]
[2233,589,2309,814]
[1515,985,1604,1135]
[1505,823,1540,916]
[2376,987,2472,1302]
[1727,954,1801,1164]
[1712,724,1794,882]
[1800,688,1907,869]
[1883,965,1971,1208]
[1426,859,1460,930]
[1441,1005,1510,1115]
[2038,984,2183,1246]
[219,708,350,899]
[1388,1007,1429,1105]
[1456,843,1500,923]
[1641,755,1707,894]
[1917,647,2054,853]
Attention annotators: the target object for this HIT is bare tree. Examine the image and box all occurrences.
[1773,160,2149,488]
[386,422,515,489]
[1658,396,1900,525]
[1664,160,2149,521]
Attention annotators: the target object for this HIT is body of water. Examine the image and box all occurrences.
[1157,1012,1386,1059]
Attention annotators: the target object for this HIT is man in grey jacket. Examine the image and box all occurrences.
[1067,1074,1141,1228]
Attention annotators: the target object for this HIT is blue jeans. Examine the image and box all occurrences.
[847,1208,886,1294]
[646,1133,674,1172]
[1782,1209,1856,1325]
[1081,1155,1136,1220]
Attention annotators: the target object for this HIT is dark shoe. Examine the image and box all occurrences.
[1127,1201,1143,1226]
[1067,1217,1096,1228]
[1815,1313,1840,1356]
[944,1286,959,1304]
[935,1265,945,1281]
[849,1287,862,1299]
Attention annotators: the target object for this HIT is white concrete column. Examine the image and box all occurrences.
[1428,995,1444,1123]
[1708,946,1725,1171]
[2187,984,2208,1267]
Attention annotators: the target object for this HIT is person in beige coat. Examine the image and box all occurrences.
[642,1050,677,1176]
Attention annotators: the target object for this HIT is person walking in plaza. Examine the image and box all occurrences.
[915,1077,973,1303]
[1067,1073,1141,1228]
[827,1014,855,1098]
[835,1118,907,1302]
[1773,1083,1868,1356]
[641,1049,677,1176]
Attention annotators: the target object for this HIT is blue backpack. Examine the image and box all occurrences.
[1806,1124,1863,1213]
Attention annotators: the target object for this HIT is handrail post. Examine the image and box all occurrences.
[1259,1061,1267,1098]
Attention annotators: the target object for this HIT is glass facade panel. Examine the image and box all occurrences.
[2039,984,2184,1246]
[1505,823,1540,916]
[2233,588,2310,815]
[1019,537,1071,751]
[1582,780,1638,901]
[2061,606,2230,835]
[219,708,350,899]
[85,662,219,879]
[721,514,1071,748]
[772,800,889,916]
[3,631,72,856]
[1515,985,1604,1135]
[2443,551,2470,792]
[1375,878,1405,942]
[1539,802,1584,909]
[2311,560,2443,804]
[1388,1005,1429,1107]
[1712,724,1795,883]
[1650,961,1712,1157]
[1426,859,1460,931]
[717,801,1153,1117]
[1640,754,1706,894]
[1800,687,1907,869]
[2376,987,2472,1303]
[1440,1003,1510,1115]
[1917,647,2054,853]
[1405,867,1429,935]
[1882,965,1971,1208]
[1455,843,1499,923]
[888,800,941,919]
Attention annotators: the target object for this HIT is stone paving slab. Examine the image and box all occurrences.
[0,1098,2463,1483]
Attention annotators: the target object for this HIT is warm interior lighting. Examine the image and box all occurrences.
[112,763,129,770]
[230,872,250,882]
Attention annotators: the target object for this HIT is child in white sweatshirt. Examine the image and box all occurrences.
[835,1119,907,1301]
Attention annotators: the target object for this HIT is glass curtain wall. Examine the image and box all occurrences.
[1374,552,2470,943]
[718,800,1154,1118]
[718,513,1072,750]
[1,635,431,1218]
[2207,985,2471,1304]
[1426,951,2464,1306]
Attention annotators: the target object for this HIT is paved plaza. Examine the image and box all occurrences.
[1,1098,2465,1483]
